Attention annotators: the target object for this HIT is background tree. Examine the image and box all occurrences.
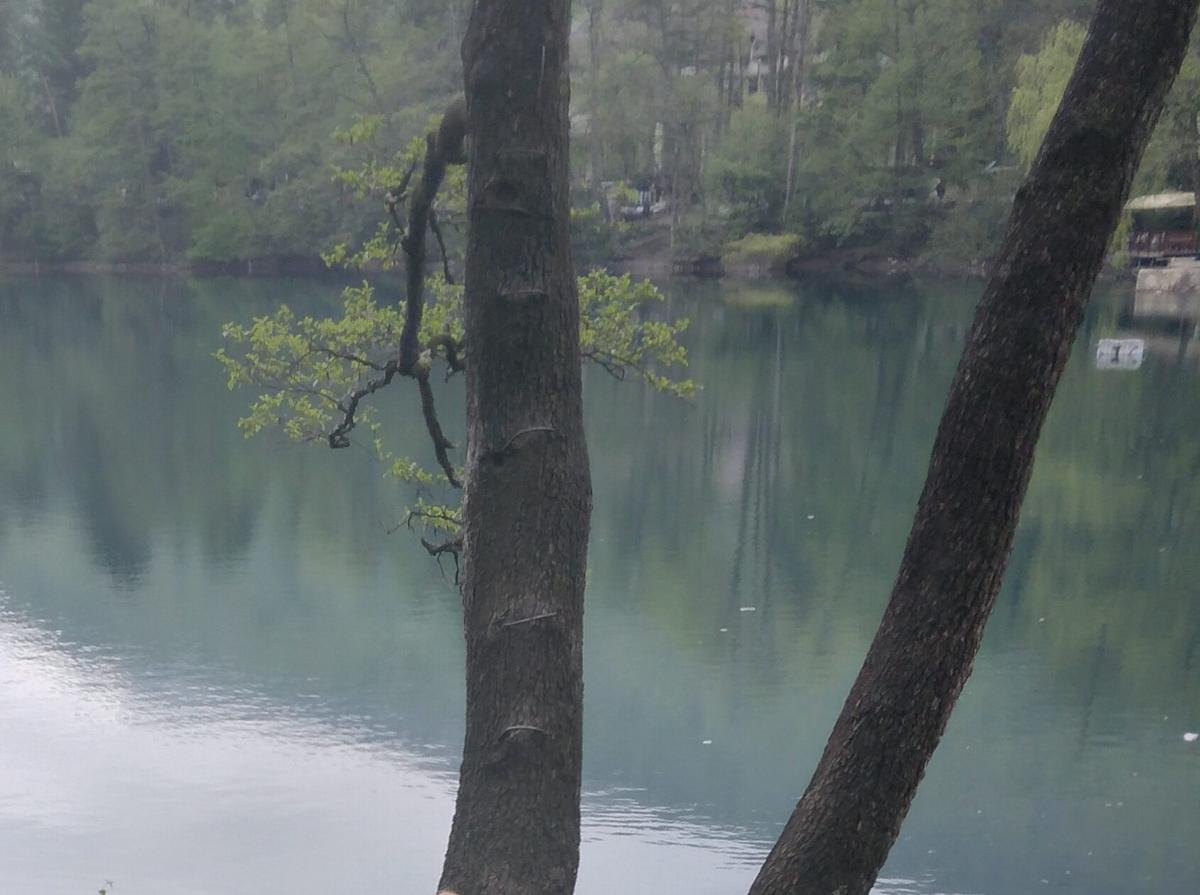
[750,1,1199,892]
[1006,20,1087,169]
[4,0,1199,270]
[0,75,42,259]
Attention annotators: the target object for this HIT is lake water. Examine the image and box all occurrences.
[0,274,1197,895]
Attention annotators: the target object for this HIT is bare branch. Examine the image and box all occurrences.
[421,534,463,556]
[582,348,628,380]
[385,156,420,234]
[327,359,399,448]
[399,113,456,373]
[421,534,463,583]
[324,100,468,458]
[309,344,389,371]
[417,372,462,488]
[583,346,654,381]
[397,98,467,374]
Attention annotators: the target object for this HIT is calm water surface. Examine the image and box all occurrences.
[0,274,1197,894]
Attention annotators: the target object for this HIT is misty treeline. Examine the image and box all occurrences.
[1,0,1198,265]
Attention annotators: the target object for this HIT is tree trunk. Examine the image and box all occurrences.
[749,2,1198,894]
[766,0,778,111]
[585,0,605,186]
[437,1,591,893]
[891,0,904,169]
[775,0,792,113]
[781,0,810,228]
[776,0,798,115]
[37,68,65,139]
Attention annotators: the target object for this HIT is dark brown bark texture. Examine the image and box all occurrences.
[438,1,591,894]
[749,2,1198,894]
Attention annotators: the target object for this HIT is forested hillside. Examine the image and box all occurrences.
[1,0,1197,267]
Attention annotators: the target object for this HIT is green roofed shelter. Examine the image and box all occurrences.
[1126,191,1198,266]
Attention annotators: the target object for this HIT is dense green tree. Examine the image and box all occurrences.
[0,74,42,258]
[1008,17,1200,200]
[1,0,1198,270]
[1007,20,1088,169]
[1135,45,1200,193]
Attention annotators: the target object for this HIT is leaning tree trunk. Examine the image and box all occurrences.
[750,2,1199,894]
[437,1,591,894]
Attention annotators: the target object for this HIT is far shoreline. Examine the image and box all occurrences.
[2,247,1131,284]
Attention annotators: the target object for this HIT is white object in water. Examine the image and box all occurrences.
[1185,732,1199,743]
[1096,338,1145,370]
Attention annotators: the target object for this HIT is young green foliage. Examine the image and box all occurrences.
[220,92,693,542]
[327,113,468,273]
[1006,21,1088,170]
[219,269,694,535]
[577,269,695,399]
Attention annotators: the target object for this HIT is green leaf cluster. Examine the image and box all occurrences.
[1006,21,1087,170]
[578,269,695,399]
[218,268,694,528]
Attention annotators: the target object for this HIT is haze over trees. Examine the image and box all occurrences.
[3,0,1200,266]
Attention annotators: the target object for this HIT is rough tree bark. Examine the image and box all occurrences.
[750,1,1198,893]
[437,1,591,893]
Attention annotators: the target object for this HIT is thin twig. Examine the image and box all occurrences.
[310,344,389,371]
[327,359,398,448]
[385,157,420,227]
[399,132,444,374]
[582,347,649,381]
[421,534,463,583]
[421,534,463,556]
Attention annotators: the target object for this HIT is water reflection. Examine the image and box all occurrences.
[0,274,1197,894]
[1117,287,1200,368]
[0,606,457,894]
